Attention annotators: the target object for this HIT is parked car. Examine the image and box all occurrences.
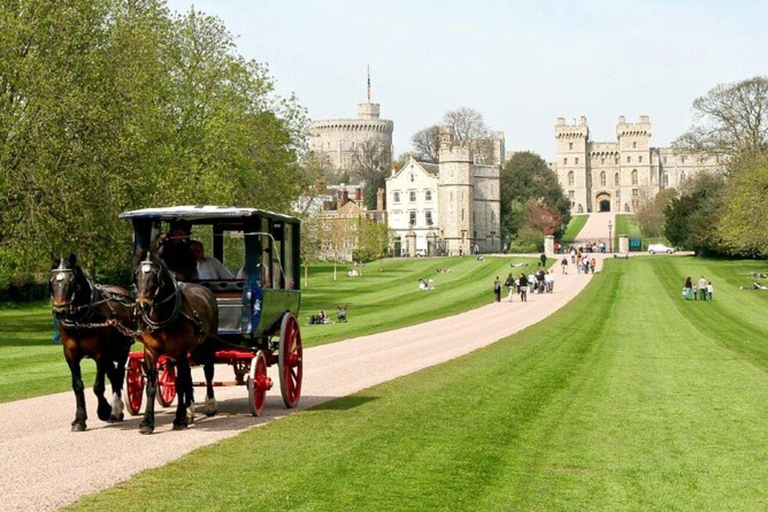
[648,243,675,255]
[415,249,427,257]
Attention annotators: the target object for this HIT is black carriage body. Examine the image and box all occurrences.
[120,206,301,345]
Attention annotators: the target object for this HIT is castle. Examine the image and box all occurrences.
[386,127,503,256]
[309,102,394,175]
[553,116,720,214]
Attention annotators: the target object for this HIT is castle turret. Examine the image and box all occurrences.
[555,116,590,212]
[438,126,474,255]
[617,115,652,208]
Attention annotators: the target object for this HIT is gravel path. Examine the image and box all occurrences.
[0,255,605,511]
[573,212,615,242]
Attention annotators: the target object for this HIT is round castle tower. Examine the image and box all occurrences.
[309,103,394,175]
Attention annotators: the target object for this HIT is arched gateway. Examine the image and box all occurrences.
[596,192,611,212]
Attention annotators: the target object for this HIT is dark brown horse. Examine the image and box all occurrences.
[133,253,218,434]
[50,254,134,431]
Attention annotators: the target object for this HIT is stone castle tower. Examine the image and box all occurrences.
[438,126,475,255]
[309,102,394,175]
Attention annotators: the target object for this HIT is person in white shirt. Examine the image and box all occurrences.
[190,241,234,280]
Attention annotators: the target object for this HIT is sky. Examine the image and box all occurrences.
[166,0,768,160]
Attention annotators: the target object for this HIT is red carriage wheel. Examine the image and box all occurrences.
[247,351,270,416]
[278,313,303,408]
[156,357,177,407]
[124,355,145,416]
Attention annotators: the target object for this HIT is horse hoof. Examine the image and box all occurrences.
[71,423,87,432]
[97,403,112,421]
[172,421,188,431]
[204,398,217,417]
[138,424,154,435]
[108,413,124,423]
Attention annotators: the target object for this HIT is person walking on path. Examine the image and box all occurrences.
[518,273,528,302]
[504,273,515,302]
[528,272,536,293]
[493,276,502,302]
[698,276,708,301]
[561,257,568,274]
[539,253,547,268]
[684,277,693,300]
[707,281,714,301]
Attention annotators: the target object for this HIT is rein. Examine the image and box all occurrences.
[138,264,183,332]
[55,271,134,332]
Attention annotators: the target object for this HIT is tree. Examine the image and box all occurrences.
[351,139,389,210]
[718,154,768,256]
[664,172,726,254]
[0,2,306,286]
[354,219,390,264]
[500,151,571,238]
[443,107,496,164]
[634,187,677,238]
[674,76,768,159]
[410,125,441,163]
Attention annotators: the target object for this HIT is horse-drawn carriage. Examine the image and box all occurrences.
[120,206,303,421]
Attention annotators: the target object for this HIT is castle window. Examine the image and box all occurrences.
[567,171,574,186]
[393,191,400,203]
[575,157,579,165]
[633,142,637,149]
[614,172,619,186]
[569,142,573,150]
[600,171,606,186]
[568,190,575,199]
[663,156,668,164]
[631,169,638,185]
[627,156,631,163]
[601,158,605,165]
[564,157,568,165]
[662,172,669,188]
[425,210,433,226]
[632,188,639,198]
[639,156,643,163]
[681,156,686,163]
[680,171,686,182]
[425,190,432,201]
[615,158,619,165]
[410,173,415,183]
[409,191,416,202]
[409,211,416,226]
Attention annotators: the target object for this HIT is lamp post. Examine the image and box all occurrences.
[608,220,613,253]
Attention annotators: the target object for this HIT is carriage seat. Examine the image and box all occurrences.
[196,280,246,293]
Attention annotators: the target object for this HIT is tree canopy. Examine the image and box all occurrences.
[500,151,571,239]
[0,1,306,285]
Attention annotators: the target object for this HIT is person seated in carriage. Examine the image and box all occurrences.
[189,240,233,280]
[157,221,197,281]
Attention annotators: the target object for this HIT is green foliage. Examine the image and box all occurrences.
[500,151,571,239]
[0,1,306,286]
[664,173,726,254]
[353,220,390,262]
[719,157,768,256]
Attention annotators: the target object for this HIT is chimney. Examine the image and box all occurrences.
[355,187,362,202]
[337,183,348,208]
[377,187,385,211]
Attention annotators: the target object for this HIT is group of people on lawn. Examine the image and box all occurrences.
[683,276,714,301]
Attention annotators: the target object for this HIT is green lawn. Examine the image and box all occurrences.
[561,214,589,244]
[0,256,537,403]
[68,256,768,511]
[614,214,670,250]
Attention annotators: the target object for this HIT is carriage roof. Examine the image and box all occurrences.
[119,205,299,224]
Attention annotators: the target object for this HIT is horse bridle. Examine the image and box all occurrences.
[135,258,182,331]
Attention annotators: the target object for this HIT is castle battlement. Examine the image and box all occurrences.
[555,116,589,139]
[617,115,652,137]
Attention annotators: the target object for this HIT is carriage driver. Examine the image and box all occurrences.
[158,220,197,281]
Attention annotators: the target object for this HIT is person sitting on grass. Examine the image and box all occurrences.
[337,304,348,323]
[740,282,768,290]
[418,278,435,291]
